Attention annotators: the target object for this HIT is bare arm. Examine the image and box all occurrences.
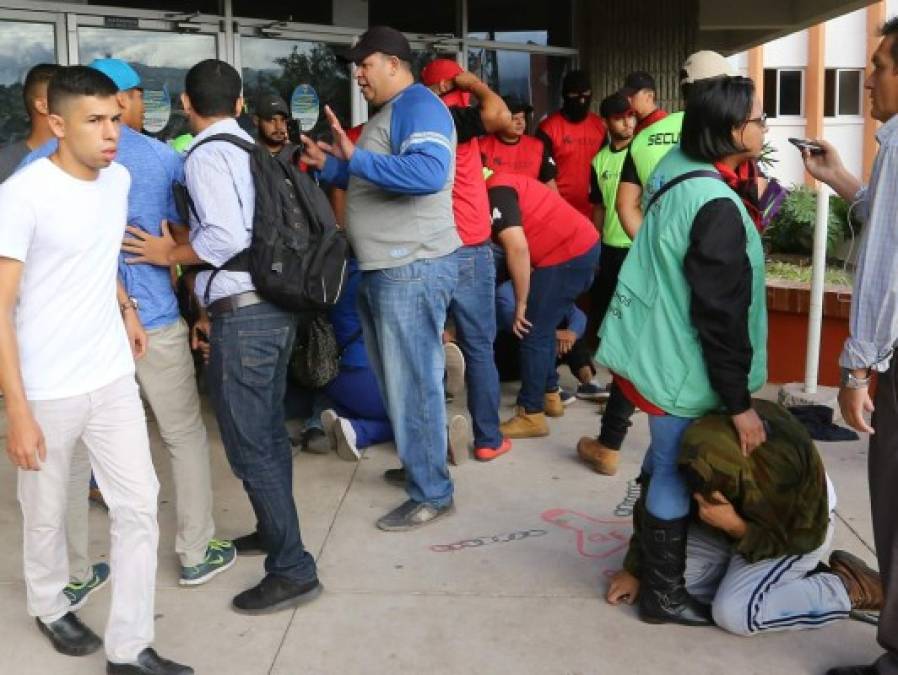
[497,226,532,338]
[116,278,148,359]
[0,258,46,471]
[593,205,606,234]
[803,139,862,202]
[122,220,205,266]
[454,72,513,134]
[617,181,644,239]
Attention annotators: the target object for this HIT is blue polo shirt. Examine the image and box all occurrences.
[19,126,185,330]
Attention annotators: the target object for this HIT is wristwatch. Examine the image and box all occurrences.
[120,296,139,314]
[840,367,871,389]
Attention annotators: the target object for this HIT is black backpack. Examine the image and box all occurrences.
[179,133,349,311]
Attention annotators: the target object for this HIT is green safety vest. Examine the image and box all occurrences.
[597,147,767,418]
[590,144,631,249]
[630,111,684,186]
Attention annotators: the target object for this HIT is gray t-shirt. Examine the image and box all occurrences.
[0,140,30,183]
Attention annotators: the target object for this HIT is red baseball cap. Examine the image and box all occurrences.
[420,58,463,86]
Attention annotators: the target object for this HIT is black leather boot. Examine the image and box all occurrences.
[638,511,712,626]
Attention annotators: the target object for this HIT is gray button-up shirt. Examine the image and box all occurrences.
[186,118,256,306]
[841,113,898,371]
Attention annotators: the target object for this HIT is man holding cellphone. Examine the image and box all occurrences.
[804,16,898,675]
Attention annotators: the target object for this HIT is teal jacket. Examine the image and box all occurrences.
[597,148,767,418]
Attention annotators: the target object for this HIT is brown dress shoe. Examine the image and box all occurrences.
[576,437,620,476]
[544,390,564,417]
[500,407,549,438]
[829,550,883,611]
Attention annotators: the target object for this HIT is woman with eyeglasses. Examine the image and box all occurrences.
[597,76,769,627]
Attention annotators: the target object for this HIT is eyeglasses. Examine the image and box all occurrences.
[745,112,768,129]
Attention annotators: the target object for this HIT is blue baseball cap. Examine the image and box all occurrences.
[88,58,142,92]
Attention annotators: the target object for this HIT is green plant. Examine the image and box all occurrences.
[763,185,857,256]
[758,141,779,172]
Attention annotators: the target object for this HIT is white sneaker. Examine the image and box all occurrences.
[444,342,466,397]
[320,409,339,451]
[448,414,471,465]
[334,418,361,461]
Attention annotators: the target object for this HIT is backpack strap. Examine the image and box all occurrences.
[186,132,257,157]
[644,169,724,212]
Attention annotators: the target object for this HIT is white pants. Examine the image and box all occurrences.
[66,318,214,573]
[685,520,851,636]
[19,375,160,663]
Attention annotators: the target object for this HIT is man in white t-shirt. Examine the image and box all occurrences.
[0,66,191,674]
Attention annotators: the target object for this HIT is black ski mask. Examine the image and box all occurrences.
[561,70,593,122]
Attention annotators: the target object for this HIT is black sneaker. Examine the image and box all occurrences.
[301,428,330,455]
[376,499,455,531]
[36,612,102,657]
[232,574,323,615]
[232,531,267,556]
[107,647,193,674]
[383,467,406,487]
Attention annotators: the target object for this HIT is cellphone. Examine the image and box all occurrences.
[286,118,303,146]
[788,137,825,155]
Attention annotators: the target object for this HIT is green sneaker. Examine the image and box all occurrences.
[179,539,236,586]
[64,562,110,611]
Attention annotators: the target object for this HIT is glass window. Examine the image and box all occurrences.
[467,48,571,127]
[762,68,803,118]
[369,0,457,35]
[0,20,56,145]
[241,37,350,139]
[79,27,216,141]
[837,69,862,116]
[468,0,572,47]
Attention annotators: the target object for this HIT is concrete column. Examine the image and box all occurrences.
[863,0,887,182]
[747,45,764,103]
[804,23,825,187]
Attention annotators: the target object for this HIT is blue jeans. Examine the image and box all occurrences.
[518,243,600,412]
[356,252,458,507]
[641,414,694,520]
[325,366,394,448]
[207,301,317,584]
[449,243,502,450]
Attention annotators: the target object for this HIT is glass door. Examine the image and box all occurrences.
[0,9,61,145]
[76,14,220,141]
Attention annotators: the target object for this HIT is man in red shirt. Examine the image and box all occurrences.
[537,71,606,217]
[487,172,600,438]
[420,58,514,461]
[480,97,557,186]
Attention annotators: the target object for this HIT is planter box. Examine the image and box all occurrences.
[766,278,852,387]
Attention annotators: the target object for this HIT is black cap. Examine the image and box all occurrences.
[255,94,290,119]
[599,92,633,119]
[502,95,533,115]
[562,70,591,95]
[620,71,656,95]
[342,25,413,64]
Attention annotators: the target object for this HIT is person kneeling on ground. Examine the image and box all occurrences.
[606,400,882,635]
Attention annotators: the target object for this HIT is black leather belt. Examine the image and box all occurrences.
[207,291,263,318]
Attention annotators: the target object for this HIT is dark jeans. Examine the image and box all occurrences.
[587,243,630,351]
[518,243,600,412]
[208,301,317,585]
[597,381,636,450]
[449,243,502,449]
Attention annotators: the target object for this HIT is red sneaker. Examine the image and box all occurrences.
[475,437,512,462]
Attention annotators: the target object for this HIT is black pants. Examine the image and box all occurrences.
[597,381,635,450]
[586,244,630,351]
[495,333,594,384]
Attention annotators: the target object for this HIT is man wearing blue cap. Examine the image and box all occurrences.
[20,58,235,598]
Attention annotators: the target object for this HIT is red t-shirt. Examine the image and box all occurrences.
[486,172,599,267]
[479,134,555,182]
[452,134,492,246]
[537,111,606,217]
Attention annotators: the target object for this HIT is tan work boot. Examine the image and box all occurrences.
[500,407,549,438]
[544,390,565,417]
[829,550,883,611]
[576,437,620,476]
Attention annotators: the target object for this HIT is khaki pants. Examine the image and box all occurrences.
[20,375,159,663]
[66,319,214,574]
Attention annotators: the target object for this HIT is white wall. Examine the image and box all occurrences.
[765,124,809,186]
[825,9,867,67]
[764,31,809,67]
[823,120,865,177]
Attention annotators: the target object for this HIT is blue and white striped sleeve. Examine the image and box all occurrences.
[348,86,454,195]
